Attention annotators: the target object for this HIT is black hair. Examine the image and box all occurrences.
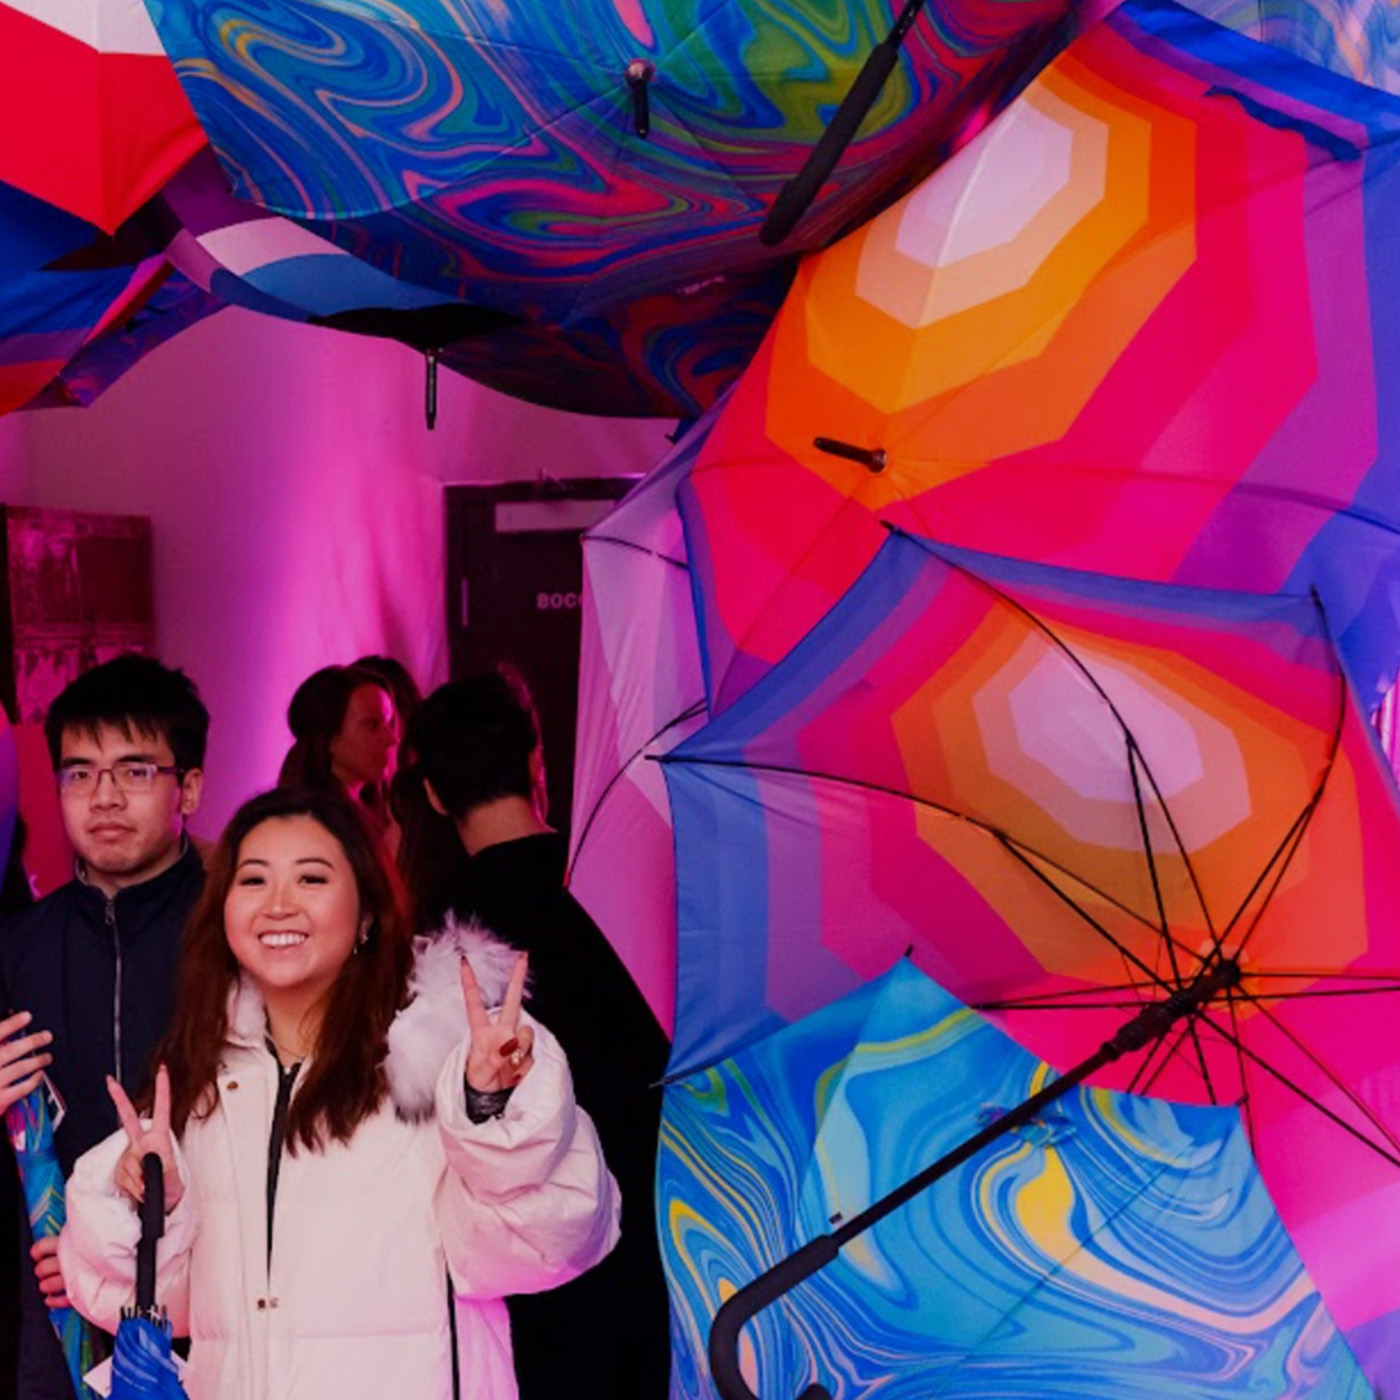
[407,670,540,824]
[45,654,209,772]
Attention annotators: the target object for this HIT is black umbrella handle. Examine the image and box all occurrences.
[709,1238,837,1400]
[135,1152,165,1316]
[760,0,929,247]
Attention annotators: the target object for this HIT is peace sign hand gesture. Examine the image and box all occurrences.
[107,1065,184,1214]
[460,953,534,1094]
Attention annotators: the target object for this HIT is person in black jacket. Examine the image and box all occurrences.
[408,670,673,1400]
[0,655,208,1399]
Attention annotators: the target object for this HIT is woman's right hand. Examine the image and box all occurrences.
[107,1065,185,1214]
[0,1010,53,1114]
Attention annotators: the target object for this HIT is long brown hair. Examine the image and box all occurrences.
[278,664,393,790]
[157,787,413,1151]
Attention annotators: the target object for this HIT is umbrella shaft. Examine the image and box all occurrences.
[709,961,1238,1400]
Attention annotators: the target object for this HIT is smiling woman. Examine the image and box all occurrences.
[57,786,619,1400]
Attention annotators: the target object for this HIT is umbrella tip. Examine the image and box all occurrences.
[814,436,886,473]
[425,349,439,430]
[626,60,655,138]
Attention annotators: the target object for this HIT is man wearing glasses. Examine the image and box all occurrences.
[0,654,208,1398]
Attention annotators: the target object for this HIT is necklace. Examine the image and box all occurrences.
[265,1021,310,1065]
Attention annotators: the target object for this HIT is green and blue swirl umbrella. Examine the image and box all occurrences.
[5,1081,101,1397]
[659,960,1371,1399]
[140,0,1077,323]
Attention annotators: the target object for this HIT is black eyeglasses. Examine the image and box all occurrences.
[57,763,184,796]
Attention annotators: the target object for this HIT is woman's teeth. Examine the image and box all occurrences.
[259,932,308,948]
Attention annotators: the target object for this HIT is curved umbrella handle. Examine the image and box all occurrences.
[709,1236,838,1400]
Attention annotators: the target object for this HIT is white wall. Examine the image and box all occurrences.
[15,306,673,833]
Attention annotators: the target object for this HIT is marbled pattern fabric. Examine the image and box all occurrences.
[142,0,1075,318]
[659,963,1371,1399]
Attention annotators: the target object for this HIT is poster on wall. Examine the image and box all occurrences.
[3,508,154,723]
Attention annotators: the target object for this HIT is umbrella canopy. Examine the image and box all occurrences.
[5,1082,101,1394]
[1185,0,1400,93]
[661,959,1370,1398]
[142,0,1074,322]
[155,149,784,417]
[437,267,793,419]
[0,182,174,416]
[568,412,718,1029]
[0,0,204,233]
[25,268,223,409]
[679,0,1400,712]
[110,1318,186,1399]
[662,531,1400,1388]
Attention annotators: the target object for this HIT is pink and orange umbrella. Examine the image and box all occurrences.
[568,413,719,1031]
[663,530,1400,1389]
[680,0,1400,714]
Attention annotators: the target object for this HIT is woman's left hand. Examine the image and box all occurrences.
[460,952,533,1093]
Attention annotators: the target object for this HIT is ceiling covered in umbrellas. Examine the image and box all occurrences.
[7,0,1400,419]
[0,0,1090,417]
[8,0,1400,1393]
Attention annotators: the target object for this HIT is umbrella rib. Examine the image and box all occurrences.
[1126,741,1192,971]
[1181,1010,1218,1105]
[981,998,1183,1011]
[1225,987,1256,1144]
[715,467,904,688]
[1126,1022,1174,1093]
[1197,1008,1400,1168]
[991,834,1181,997]
[567,699,707,879]
[663,754,1195,986]
[904,534,1220,943]
[1128,742,1170,944]
[1231,990,1400,1158]
[1235,968,1400,982]
[1223,594,1346,966]
[1137,1017,1210,1100]
[976,980,1163,1009]
[1220,982,1400,1002]
[585,532,689,571]
[980,981,1400,1006]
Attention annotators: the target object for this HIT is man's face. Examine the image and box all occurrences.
[57,723,203,895]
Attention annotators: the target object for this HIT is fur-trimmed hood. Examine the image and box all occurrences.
[225,918,523,1121]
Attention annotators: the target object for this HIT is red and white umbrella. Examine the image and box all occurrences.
[0,0,205,232]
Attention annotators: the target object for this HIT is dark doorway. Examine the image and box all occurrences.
[445,480,634,837]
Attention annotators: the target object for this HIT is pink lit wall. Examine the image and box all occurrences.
[10,307,673,836]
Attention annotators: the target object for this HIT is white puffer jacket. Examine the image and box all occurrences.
[59,927,621,1400]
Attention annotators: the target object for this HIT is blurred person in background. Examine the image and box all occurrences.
[278,665,399,856]
[409,670,672,1400]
